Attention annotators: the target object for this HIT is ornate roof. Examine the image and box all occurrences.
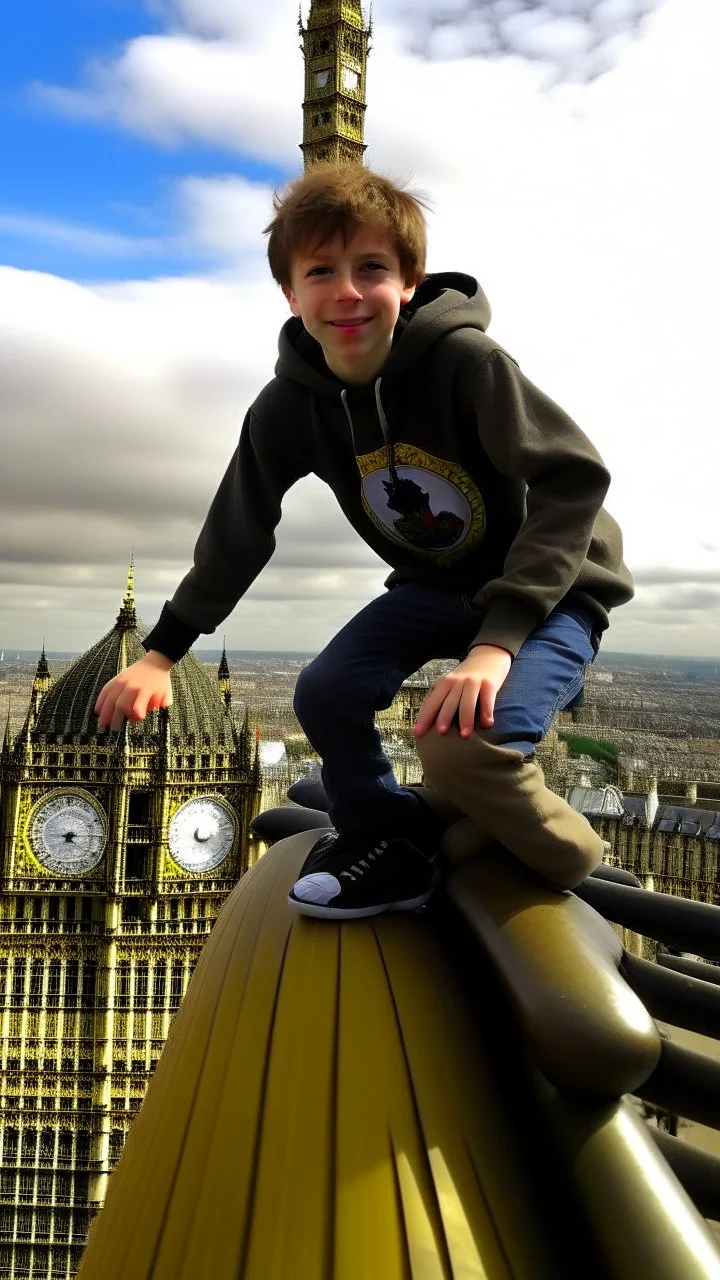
[304,1,366,30]
[32,562,238,748]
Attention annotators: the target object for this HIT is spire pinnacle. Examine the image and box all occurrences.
[218,636,231,710]
[36,641,50,679]
[115,553,137,632]
[31,642,52,721]
[125,551,135,609]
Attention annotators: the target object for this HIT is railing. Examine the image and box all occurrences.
[0,1229,89,1243]
[119,919,213,935]
[0,1194,80,1205]
[122,878,154,895]
[3,876,237,895]
[125,825,155,844]
[2,996,98,1010]
[6,880,106,894]
[0,920,102,936]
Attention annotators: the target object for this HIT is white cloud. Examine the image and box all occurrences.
[0,256,389,651]
[149,0,286,44]
[31,31,301,163]
[0,212,166,258]
[175,175,275,265]
[390,0,665,81]
[2,0,719,654]
[0,173,276,268]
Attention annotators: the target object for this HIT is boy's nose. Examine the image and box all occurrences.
[334,275,363,301]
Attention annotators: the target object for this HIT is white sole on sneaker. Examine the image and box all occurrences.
[287,890,434,920]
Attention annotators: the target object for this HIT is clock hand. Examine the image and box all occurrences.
[62,829,90,850]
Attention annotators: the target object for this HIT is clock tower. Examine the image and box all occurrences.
[300,0,371,168]
[0,565,261,1278]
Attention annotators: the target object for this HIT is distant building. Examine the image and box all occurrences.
[568,774,720,909]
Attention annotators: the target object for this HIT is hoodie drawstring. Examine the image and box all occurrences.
[341,379,399,483]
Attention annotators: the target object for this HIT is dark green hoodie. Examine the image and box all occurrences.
[143,272,634,662]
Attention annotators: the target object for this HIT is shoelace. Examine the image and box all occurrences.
[339,840,388,882]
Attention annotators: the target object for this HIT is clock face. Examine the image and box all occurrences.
[342,67,360,92]
[168,797,236,874]
[30,792,107,875]
[314,68,331,89]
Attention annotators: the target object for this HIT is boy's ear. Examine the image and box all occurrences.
[401,278,420,306]
[282,284,301,317]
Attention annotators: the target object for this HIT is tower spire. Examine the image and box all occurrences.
[300,0,370,168]
[218,637,231,711]
[30,641,52,720]
[115,553,137,632]
[37,639,50,679]
[125,551,135,609]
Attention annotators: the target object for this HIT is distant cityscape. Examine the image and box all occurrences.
[3,645,720,819]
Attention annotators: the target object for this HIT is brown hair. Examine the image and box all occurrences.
[264,163,429,289]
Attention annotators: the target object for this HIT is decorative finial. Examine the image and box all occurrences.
[116,554,137,632]
[125,550,135,608]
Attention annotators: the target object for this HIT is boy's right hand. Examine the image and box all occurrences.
[94,651,174,732]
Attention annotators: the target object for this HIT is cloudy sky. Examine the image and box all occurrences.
[1,0,718,657]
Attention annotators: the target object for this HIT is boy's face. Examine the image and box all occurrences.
[283,224,418,385]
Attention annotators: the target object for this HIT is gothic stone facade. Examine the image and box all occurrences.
[300,0,371,167]
[0,575,261,1278]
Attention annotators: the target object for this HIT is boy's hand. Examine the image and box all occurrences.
[94,651,174,733]
[413,644,512,739]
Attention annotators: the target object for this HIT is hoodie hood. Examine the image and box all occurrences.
[275,271,491,393]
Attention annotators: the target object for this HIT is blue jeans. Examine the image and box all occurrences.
[293,583,600,832]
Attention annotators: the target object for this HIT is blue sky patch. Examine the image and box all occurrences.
[1,0,289,279]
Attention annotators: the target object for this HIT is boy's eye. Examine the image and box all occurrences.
[305,261,387,276]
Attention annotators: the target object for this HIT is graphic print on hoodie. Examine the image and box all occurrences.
[356,442,486,564]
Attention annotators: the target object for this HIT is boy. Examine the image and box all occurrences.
[95,163,634,919]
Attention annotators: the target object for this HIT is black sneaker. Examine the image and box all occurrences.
[288,826,440,920]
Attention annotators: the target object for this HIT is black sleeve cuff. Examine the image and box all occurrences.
[141,601,201,664]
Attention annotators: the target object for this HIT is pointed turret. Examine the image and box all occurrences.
[115,553,137,632]
[300,0,371,168]
[37,641,50,682]
[30,641,52,720]
[218,638,232,711]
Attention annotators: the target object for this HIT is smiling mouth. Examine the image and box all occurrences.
[330,318,372,328]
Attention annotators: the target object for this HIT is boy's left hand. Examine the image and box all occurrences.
[413,644,512,739]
